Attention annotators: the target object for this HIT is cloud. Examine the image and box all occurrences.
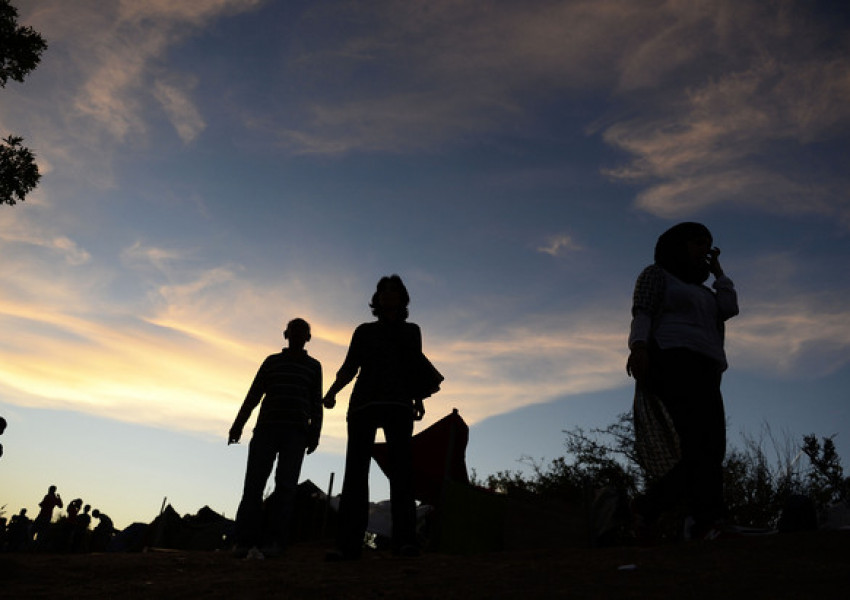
[602,12,850,223]
[729,299,850,377]
[237,0,850,228]
[153,77,207,143]
[13,0,262,156]
[537,234,583,257]
[0,211,91,265]
[722,252,850,377]
[121,241,187,272]
[251,0,654,153]
[414,308,632,426]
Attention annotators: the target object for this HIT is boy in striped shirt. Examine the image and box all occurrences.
[229,318,323,558]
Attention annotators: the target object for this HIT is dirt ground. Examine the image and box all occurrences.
[1,530,848,599]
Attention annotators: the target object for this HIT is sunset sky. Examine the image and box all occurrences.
[2,0,849,530]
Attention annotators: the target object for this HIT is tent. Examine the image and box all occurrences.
[144,505,233,551]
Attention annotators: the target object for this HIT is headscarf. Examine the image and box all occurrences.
[654,222,713,284]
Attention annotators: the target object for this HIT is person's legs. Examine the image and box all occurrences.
[235,430,277,548]
[685,368,726,530]
[267,427,307,549]
[335,412,378,558]
[381,410,417,553]
[641,348,726,531]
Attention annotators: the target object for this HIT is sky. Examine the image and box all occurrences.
[1,0,849,530]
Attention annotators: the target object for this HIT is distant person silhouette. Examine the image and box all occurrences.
[71,504,92,552]
[7,509,31,551]
[67,498,83,523]
[229,318,323,559]
[324,275,436,560]
[627,222,739,541]
[90,509,115,551]
[61,498,84,552]
[0,516,7,551]
[31,485,62,544]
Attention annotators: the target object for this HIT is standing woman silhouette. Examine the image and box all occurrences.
[324,275,425,559]
[627,222,739,540]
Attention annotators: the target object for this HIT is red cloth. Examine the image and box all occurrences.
[372,409,469,507]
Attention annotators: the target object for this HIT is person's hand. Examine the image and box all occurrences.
[413,399,425,421]
[228,427,242,445]
[626,345,649,384]
[323,392,336,409]
[708,247,724,278]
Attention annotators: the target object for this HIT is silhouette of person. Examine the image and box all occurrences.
[90,509,115,552]
[61,498,84,552]
[229,318,323,558]
[0,516,7,551]
[7,509,31,551]
[323,275,427,560]
[627,222,739,540]
[31,485,63,544]
[71,504,92,552]
[67,498,83,523]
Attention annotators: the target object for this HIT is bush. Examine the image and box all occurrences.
[475,414,849,533]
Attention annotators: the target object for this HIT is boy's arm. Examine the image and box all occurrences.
[228,363,266,444]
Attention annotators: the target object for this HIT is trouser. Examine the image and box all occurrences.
[234,425,307,548]
[642,347,726,529]
[337,406,416,555]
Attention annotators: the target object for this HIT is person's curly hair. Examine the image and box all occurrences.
[370,274,410,320]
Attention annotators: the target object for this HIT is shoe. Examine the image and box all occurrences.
[245,546,265,560]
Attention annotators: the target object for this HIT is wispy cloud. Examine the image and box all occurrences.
[13,0,262,157]
[730,300,850,377]
[724,253,850,377]
[0,210,91,265]
[153,77,207,144]
[602,16,850,223]
[244,1,850,227]
[537,234,583,257]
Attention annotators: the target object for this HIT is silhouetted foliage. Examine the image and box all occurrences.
[476,414,849,531]
[0,0,47,206]
[722,428,800,528]
[1,135,40,205]
[0,0,46,86]
[474,413,640,505]
[801,434,848,513]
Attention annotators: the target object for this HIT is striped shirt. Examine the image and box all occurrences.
[234,348,323,443]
